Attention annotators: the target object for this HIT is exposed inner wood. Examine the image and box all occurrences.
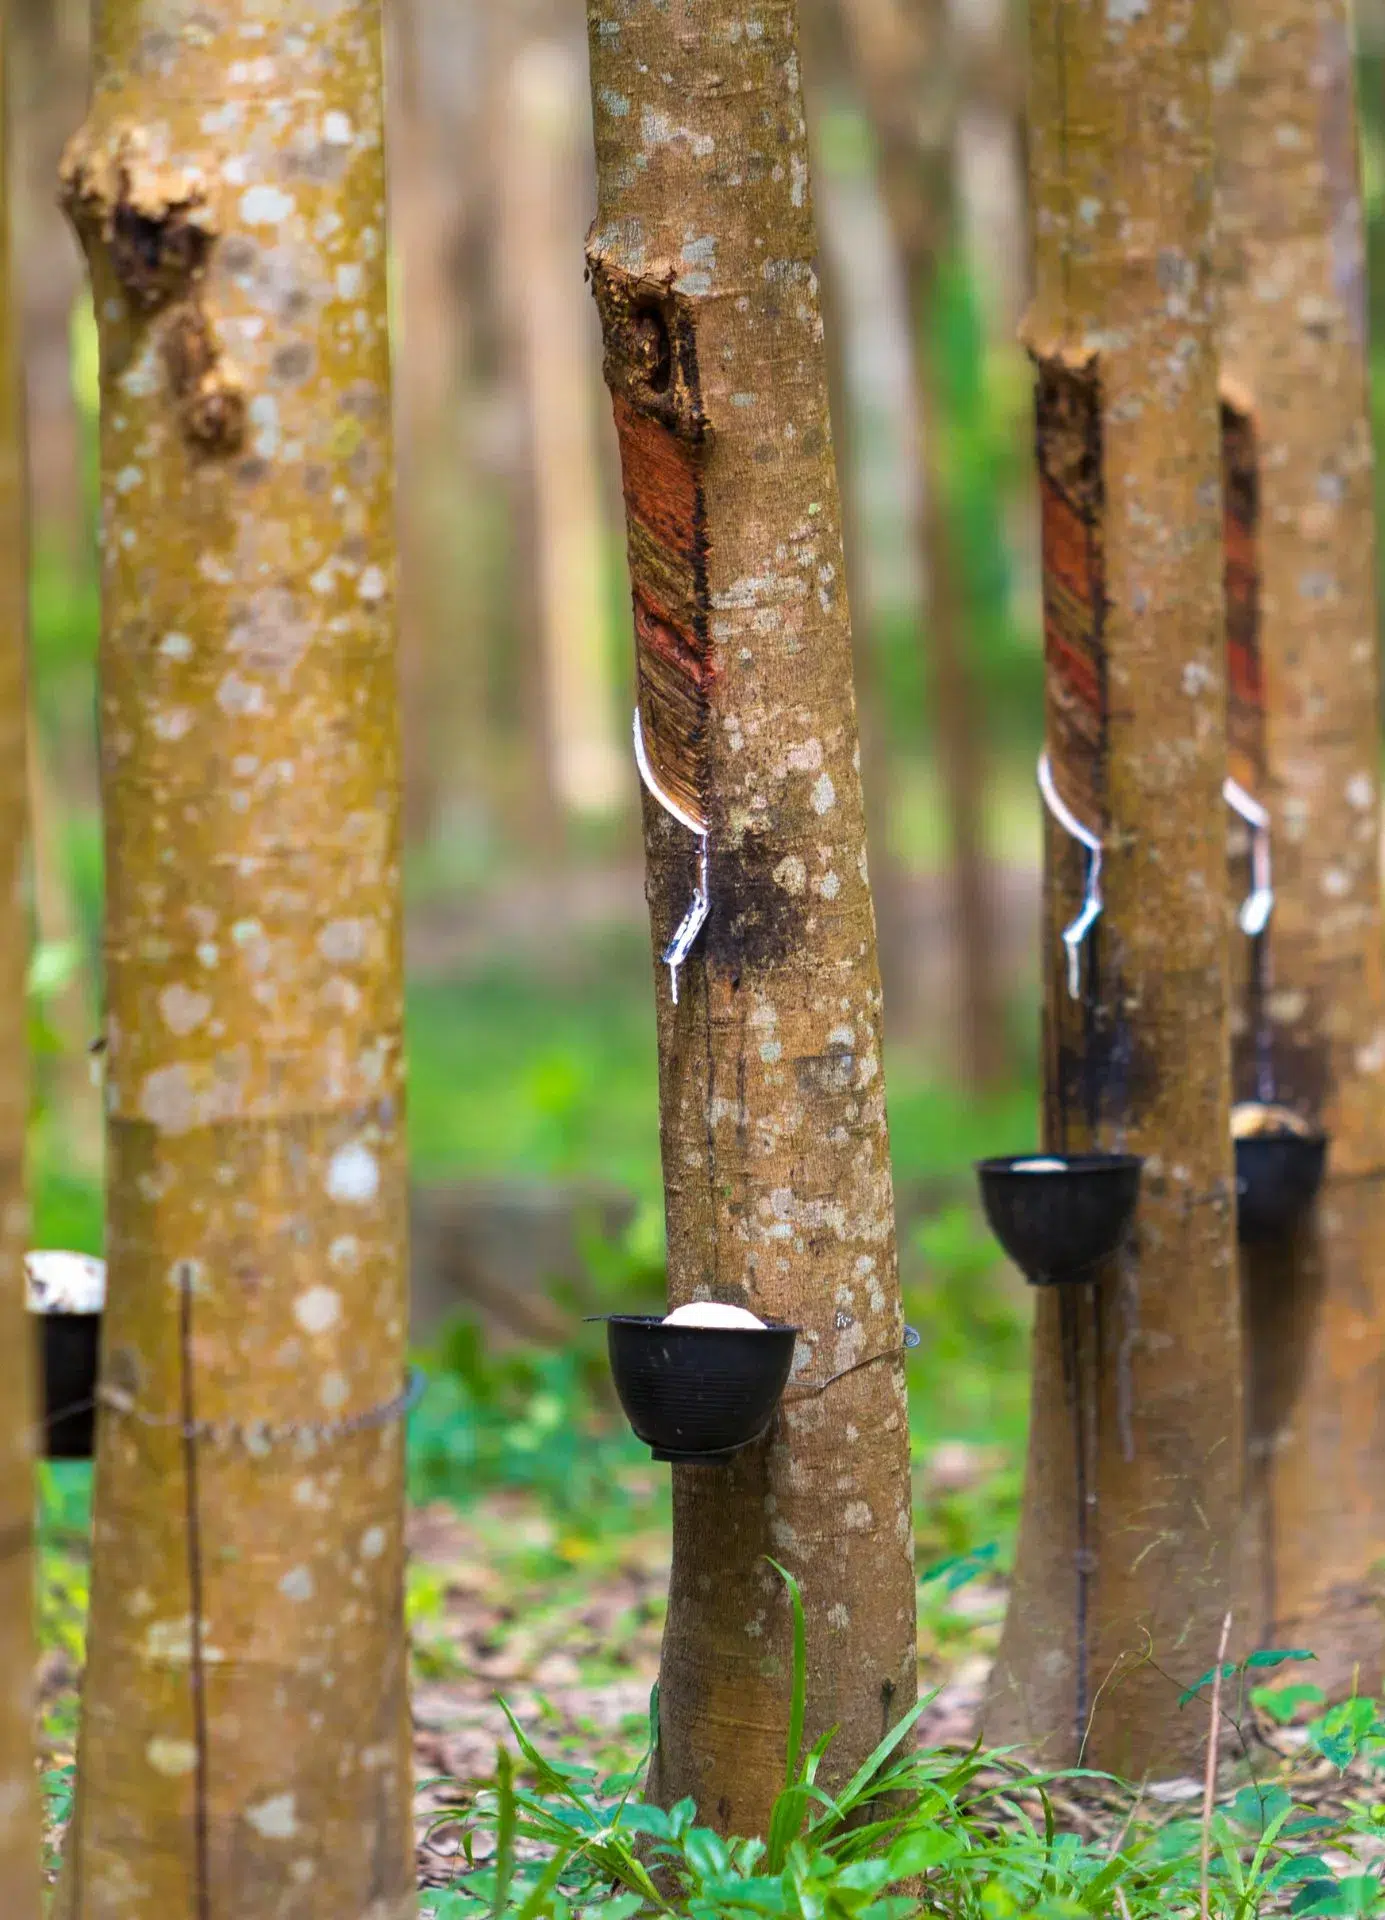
[608,346,712,831]
[1036,356,1107,833]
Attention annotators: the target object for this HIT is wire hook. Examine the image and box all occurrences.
[1038,751,1104,1001]
[1224,777,1273,939]
[633,707,710,1005]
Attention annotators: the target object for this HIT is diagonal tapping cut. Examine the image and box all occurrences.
[590,259,718,1001]
[590,265,714,814]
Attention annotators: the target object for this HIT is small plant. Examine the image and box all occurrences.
[407,1317,643,1514]
[421,1578,1385,1920]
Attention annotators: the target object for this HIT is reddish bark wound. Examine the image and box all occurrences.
[614,393,702,570]
[1037,358,1107,831]
[611,388,712,828]
[1222,396,1265,798]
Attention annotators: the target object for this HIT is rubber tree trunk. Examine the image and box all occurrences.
[503,37,622,822]
[10,0,89,571]
[1217,0,1385,1694]
[390,0,499,855]
[389,0,459,851]
[0,19,42,1916]
[584,0,918,1837]
[838,0,1007,1094]
[984,0,1241,1776]
[56,5,413,1915]
[797,0,915,1034]
[950,0,1028,344]
[482,5,564,859]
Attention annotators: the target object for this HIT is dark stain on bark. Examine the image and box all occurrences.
[110,200,210,305]
[1233,997,1332,1118]
[1047,931,1161,1143]
[705,831,807,974]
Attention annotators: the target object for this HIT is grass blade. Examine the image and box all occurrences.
[492,1746,517,1920]
[834,1696,934,1812]
[767,1558,808,1788]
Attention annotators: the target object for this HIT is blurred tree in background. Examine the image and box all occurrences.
[1217,0,1385,1697]
[0,18,42,1919]
[986,0,1240,1776]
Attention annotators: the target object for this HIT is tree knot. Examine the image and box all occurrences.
[161,305,247,455]
[60,121,246,456]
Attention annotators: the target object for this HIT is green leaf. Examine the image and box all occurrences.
[680,1827,731,1884]
[765,1782,811,1876]
[834,1695,935,1812]
[1312,1697,1383,1772]
[514,1847,574,1920]
[1292,1875,1385,1915]
[667,1797,698,1839]
[834,1858,894,1896]
[1178,1663,1238,1708]
[918,1543,999,1594]
[885,1827,964,1879]
[693,1873,790,1915]
[1252,1682,1326,1725]
[497,1701,595,1813]
[1228,1783,1293,1833]
[1245,1648,1317,1670]
[1273,1857,1339,1889]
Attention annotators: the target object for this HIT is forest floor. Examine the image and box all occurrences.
[405,1453,1004,1893]
[34,1424,1013,1897]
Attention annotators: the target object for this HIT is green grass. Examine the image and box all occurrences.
[418,1566,1385,1919]
[406,934,662,1213]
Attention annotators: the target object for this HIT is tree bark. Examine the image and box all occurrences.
[984,0,1240,1776]
[56,5,413,1915]
[388,0,460,851]
[9,0,89,569]
[838,0,1007,1093]
[797,0,916,1036]
[950,0,1028,345]
[0,19,42,1916]
[585,0,918,1837]
[1216,0,1385,1695]
[503,37,622,822]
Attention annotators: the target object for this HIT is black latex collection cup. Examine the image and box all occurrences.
[39,1311,101,1461]
[1233,1112,1328,1245]
[975,1152,1143,1287]
[593,1313,799,1464]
